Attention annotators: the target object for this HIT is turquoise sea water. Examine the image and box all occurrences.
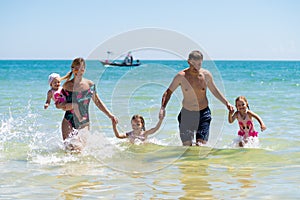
[0,60,299,199]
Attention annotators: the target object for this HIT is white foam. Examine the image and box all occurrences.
[226,136,261,148]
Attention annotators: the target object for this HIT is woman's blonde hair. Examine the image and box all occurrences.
[61,57,86,81]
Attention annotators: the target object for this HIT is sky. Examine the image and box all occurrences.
[0,0,299,60]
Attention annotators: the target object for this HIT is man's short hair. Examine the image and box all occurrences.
[188,50,203,60]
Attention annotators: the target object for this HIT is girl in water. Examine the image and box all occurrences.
[112,114,163,144]
[228,96,267,147]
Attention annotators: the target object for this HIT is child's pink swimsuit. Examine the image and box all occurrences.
[51,87,66,104]
[237,112,258,138]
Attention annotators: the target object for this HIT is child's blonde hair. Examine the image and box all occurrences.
[235,96,250,109]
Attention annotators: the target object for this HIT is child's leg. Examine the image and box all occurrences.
[239,141,244,147]
[239,137,249,147]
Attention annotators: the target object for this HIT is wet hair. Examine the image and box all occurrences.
[235,96,250,109]
[61,57,86,81]
[188,50,203,61]
[131,114,145,131]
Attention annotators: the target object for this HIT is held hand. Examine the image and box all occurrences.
[110,115,118,124]
[226,102,234,112]
[159,112,164,120]
[112,118,117,126]
[159,108,165,119]
[229,108,235,115]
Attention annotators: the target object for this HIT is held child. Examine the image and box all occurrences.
[228,96,266,147]
[112,114,163,144]
[44,73,86,122]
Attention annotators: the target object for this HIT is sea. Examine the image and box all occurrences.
[0,59,299,199]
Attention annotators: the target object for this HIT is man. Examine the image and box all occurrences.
[159,50,234,146]
[124,52,133,65]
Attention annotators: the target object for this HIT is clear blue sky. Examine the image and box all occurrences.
[0,0,299,60]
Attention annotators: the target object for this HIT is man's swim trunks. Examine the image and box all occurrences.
[177,107,212,143]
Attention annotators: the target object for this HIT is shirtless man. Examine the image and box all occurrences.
[159,50,234,146]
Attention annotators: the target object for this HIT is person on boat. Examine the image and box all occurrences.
[56,58,118,146]
[123,52,133,65]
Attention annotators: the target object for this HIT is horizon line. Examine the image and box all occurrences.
[1,58,300,62]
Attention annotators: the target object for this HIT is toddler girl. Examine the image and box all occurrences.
[44,73,86,122]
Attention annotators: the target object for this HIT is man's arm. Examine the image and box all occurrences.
[159,73,181,118]
[161,88,173,109]
[206,71,234,111]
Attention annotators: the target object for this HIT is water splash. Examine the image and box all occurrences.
[227,136,261,149]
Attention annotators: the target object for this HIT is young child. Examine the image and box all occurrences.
[112,114,163,144]
[228,96,267,147]
[44,73,86,122]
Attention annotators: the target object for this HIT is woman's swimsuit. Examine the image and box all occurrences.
[63,84,95,129]
[237,111,258,138]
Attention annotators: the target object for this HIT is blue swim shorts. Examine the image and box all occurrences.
[177,107,212,143]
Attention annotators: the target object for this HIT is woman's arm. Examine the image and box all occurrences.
[92,92,115,119]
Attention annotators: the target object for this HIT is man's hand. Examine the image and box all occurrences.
[159,107,165,119]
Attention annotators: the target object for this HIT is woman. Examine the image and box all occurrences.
[57,58,117,144]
